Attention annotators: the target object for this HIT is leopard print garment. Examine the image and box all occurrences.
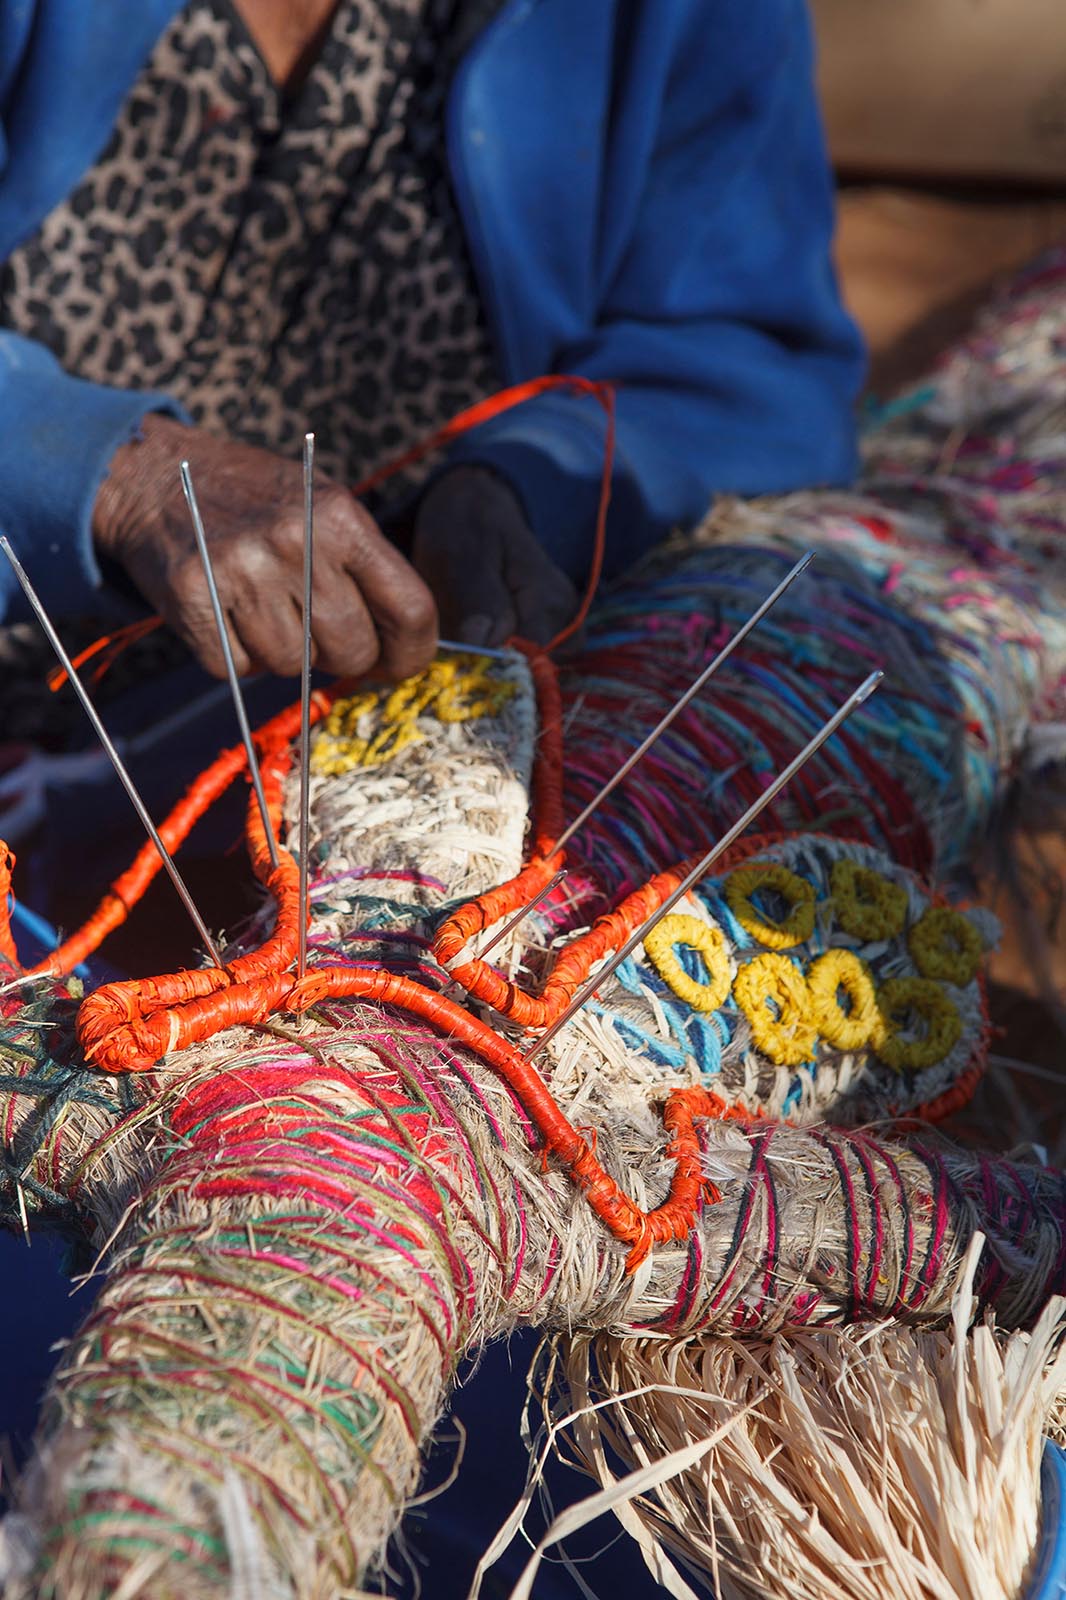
[0,0,504,490]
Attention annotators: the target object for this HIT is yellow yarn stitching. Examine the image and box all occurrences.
[643,914,732,1013]
[872,976,962,1073]
[830,858,908,942]
[724,862,816,950]
[733,953,817,1066]
[908,906,982,986]
[311,655,514,775]
[806,949,880,1052]
[435,657,516,722]
[311,690,380,776]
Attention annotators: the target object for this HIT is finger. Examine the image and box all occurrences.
[506,552,578,648]
[511,586,577,645]
[230,588,307,678]
[413,524,516,645]
[456,612,496,647]
[463,599,517,647]
[442,557,517,646]
[334,511,438,680]
[307,572,382,680]
[161,557,255,679]
[353,557,438,681]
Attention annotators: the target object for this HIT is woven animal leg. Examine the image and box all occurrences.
[5,997,1066,1599]
[6,1052,489,1599]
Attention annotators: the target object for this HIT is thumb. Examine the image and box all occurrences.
[443,551,518,647]
[451,566,515,646]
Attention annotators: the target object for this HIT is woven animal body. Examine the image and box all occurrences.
[2,252,1066,1597]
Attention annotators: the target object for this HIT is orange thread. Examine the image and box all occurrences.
[0,846,18,965]
[47,616,166,694]
[77,951,744,1270]
[351,373,615,498]
[894,1063,983,1129]
[437,862,691,1028]
[29,689,340,979]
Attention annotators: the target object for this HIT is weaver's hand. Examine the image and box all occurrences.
[93,417,438,680]
[413,466,578,647]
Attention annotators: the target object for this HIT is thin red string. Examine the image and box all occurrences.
[46,616,166,694]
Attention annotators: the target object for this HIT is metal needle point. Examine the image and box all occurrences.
[475,868,567,962]
[553,551,815,854]
[0,535,224,967]
[436,638,512,662]
[524,668,883,1060]
[297,432,315,980]
[180,461,280,871]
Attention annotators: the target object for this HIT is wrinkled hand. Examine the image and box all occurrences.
[413,467,578,648]
[93,417,438,680]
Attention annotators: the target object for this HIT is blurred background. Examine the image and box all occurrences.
[813,0,1066,1167]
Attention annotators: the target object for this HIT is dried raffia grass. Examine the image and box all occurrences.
[2,996,1064,1600]
[5,254,1066,1597]
[521,1238,1066,1600]
[2,651,1066,1597]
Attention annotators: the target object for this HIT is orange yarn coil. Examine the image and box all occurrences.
[0,845,17,965]
[46,641,743,1270]
[1,369,979,1267]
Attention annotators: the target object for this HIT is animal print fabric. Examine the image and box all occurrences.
[0,0,503,489]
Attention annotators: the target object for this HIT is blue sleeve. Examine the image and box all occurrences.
[448,0,865,585]
[0,330,189,623]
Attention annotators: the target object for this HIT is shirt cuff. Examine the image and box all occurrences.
[0,336,189,621]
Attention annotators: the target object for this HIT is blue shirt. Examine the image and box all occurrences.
[0,0,864,623]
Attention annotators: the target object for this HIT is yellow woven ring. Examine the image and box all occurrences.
[830,857,908,942]
[643,914,732,1013]
[806,949,880,1052]
[872,976,963,1073]
[725,862,816,951]
[908,906,982,986]
[733,953,818,1066]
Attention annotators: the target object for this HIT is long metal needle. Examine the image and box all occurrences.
[180,461,280,871]
[476,868,567,962]
[0,535,224,967]
[297,432,315,980]
[524,668,884,1060]
[553,551,815,854]
[435,636,512,662]
[436,638,512,662]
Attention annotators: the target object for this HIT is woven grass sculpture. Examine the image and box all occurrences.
[2,252,1066,1600]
